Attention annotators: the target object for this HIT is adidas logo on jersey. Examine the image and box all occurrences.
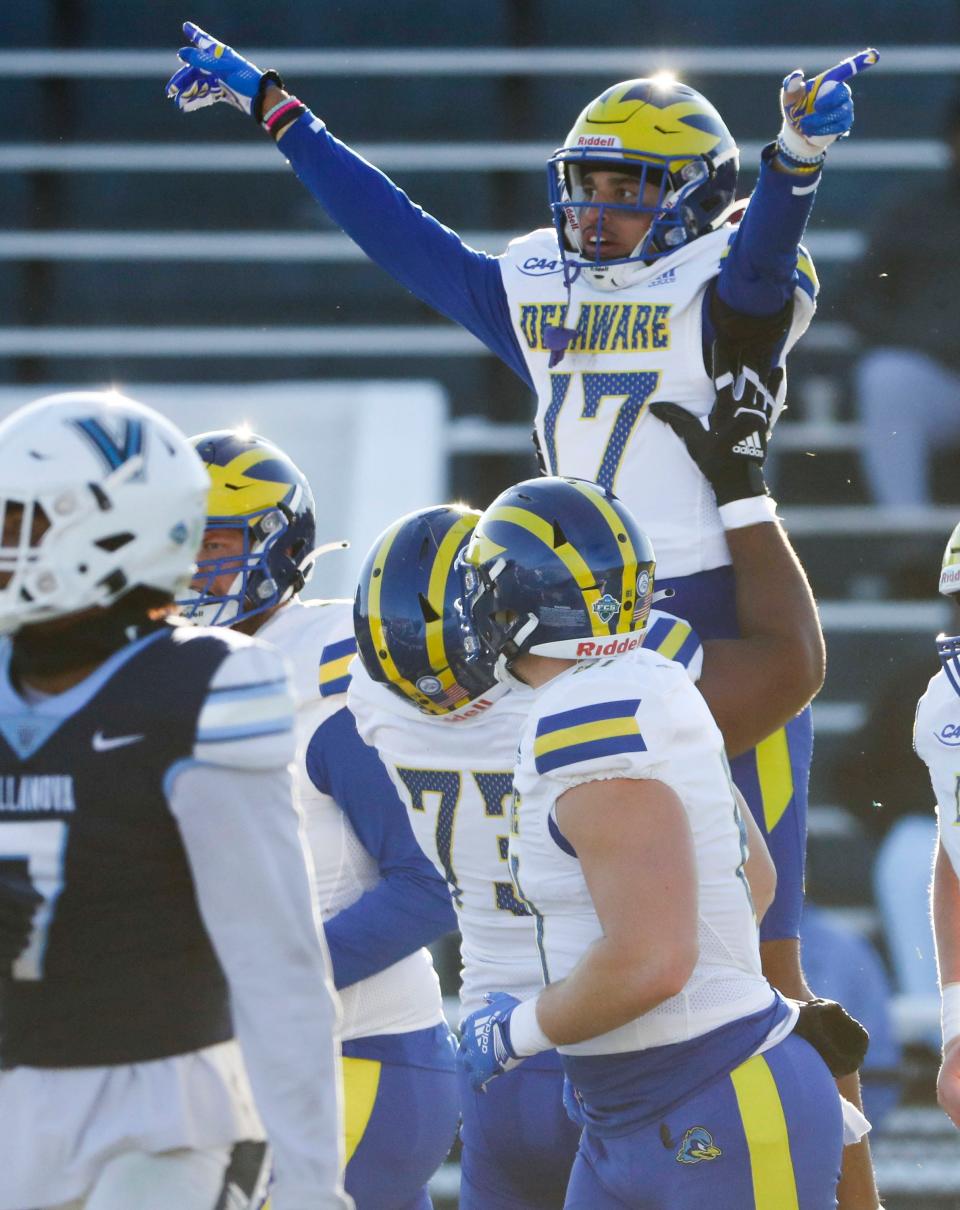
[731,432,764,459]
[647,267,677,288]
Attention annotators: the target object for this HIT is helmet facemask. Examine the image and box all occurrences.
[179,502,310,628]
[547,77,740,290]
[550,149,728,288]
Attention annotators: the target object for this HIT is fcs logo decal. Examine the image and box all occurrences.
[518,256,564,277]
[938,723,960,747]
[591,593,621,624]
[676,1126,722,1165]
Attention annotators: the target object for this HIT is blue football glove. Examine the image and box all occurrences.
[165,22,282,121]
[457,992,525,1091]
[778,48,879,163]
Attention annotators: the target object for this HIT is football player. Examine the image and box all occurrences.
[914,522,960,1129]
[165,24,875,990]
[179,430,460,1210]
[167,31,881,1201]
[456,475,851,1209]
[0,393,349,1210]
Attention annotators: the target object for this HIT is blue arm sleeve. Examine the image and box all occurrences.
[306,705,457,990]
[714,146,821,320]
[278,112,532,387]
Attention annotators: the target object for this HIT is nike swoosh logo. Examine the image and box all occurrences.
[92,730,145,752]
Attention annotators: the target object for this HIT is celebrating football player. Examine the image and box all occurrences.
[0,393,349,1210]
[167,29,881,1202]
[179,430,460,1210]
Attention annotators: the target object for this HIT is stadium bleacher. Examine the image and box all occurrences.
[6,4,960,1205]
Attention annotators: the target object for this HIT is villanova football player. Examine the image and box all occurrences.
[164,24,875,998]
[180,430,460,1210]
[456,476,859,1209]
[0,394,349,1210]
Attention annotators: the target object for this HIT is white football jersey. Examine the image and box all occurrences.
[915,662,960,872]
[511,647,772,1056]
[348,608,703,1017]
[499,226,816,578]
[259,599,444,1040]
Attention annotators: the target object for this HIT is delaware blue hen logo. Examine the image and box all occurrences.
[676,1126,722,1165]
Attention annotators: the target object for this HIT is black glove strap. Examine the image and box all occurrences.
[252,69,286,124]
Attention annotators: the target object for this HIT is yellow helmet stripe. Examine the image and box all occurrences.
[484,504,608,636]
[206,449,290,519]
[425,513,477,694]
[366,518,429,707]
[567,481,639,634]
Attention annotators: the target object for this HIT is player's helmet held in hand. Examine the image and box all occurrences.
[460,477,656,682]
[549,77,739,287]
[179,430,319,627]
[0,392,209,636]
[354,505,501,718]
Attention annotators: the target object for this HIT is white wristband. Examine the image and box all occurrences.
[718,495,779,530]
[942,982,960,1049]
[507,996,553,1057]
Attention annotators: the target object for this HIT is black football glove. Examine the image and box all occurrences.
[792,996,870,1078]
[649,340,784,507]
[0,871,43,973]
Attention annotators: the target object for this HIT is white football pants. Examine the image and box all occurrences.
[44,1146,232,1210]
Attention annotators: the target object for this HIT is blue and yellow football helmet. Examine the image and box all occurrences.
[461,477,656,679]
[354,505,501,717]
[937,519,960,672]
[548,77,739,279]
[179,429,318,627]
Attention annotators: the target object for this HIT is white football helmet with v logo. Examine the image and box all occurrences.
[0,391,209,634]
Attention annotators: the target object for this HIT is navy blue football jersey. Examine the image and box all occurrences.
[0,621,289,1068]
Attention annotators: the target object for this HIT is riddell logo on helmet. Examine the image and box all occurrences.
[575,135,621,148]
[576,635,641,657]
[440,697,497,724]
[941,566,960,592]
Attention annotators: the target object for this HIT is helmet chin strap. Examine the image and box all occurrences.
[493,613,539,689]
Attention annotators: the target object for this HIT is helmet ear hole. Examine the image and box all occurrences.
[418,592,441,624]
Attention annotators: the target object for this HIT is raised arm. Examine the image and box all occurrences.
[166,24,529,381]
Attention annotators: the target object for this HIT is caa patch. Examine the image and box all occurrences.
[676,1126,722,1165]
[937,723,960,747]
[518,256,563,276]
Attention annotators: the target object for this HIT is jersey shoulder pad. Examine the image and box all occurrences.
[642,609,703,682]
[530,653,681,782]
[502,226,562,263]
[914,667,957,761]
[193,635,296,770]
[263,598,356,706]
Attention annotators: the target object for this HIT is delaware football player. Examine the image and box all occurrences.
[180,430,459,1210]
[456,476,847,1209]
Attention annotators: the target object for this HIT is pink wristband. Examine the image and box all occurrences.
[263,98,302,133]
